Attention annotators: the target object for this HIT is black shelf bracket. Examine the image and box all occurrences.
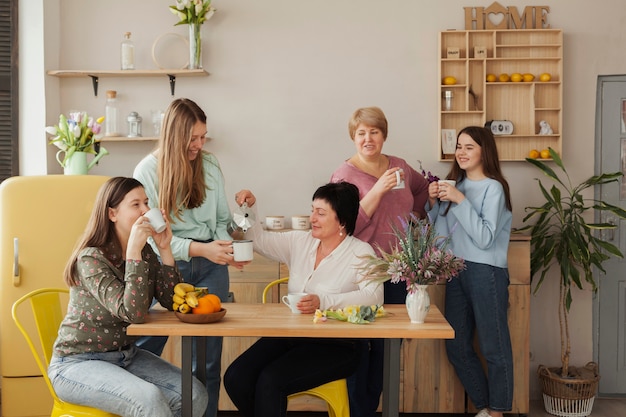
[89,75,99,96]
[168,74,176,96]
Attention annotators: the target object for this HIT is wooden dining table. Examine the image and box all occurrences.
[127,303,454,417]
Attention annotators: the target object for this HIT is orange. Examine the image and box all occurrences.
[540,149,551,159]
[528,149,540,159]
[498,73,510,82]
[486,73,497,82]
[192,294,221,314]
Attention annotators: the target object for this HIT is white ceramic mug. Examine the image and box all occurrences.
[232,239,254,262]
[438,179,456,187]
[265,216,285,230]
[281,292,307,314]
[291,215,310,230]
[392,168,405,189]
[144,208,166,233]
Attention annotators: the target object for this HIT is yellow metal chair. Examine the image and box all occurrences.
[262,278,350,417]
[12,288,120,417]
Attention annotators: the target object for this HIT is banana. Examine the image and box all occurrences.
[174,282,195,297]
[173,302,181,311]
[185,292,199,308]
[178,303,191,314]
[173,294,186,305]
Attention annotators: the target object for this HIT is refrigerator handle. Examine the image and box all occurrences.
[13,237,20,286]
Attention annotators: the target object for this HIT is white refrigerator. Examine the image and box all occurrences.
[0,175,109,417]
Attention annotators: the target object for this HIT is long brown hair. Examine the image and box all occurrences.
[157,98,208,221]
[64,177,144,287]
[446,126,512,212]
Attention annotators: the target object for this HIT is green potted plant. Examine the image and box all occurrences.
[519,147,626,415]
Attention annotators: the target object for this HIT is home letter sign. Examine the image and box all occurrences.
[464,2,550,30]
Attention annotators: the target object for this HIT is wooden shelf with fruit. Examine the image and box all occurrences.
[438,29,562,162]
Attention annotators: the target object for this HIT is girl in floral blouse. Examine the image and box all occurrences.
[47,177,208,417]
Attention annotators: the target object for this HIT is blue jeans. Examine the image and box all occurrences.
[136,255,229,417]
[444,261,513,412]
[48,345,208,417]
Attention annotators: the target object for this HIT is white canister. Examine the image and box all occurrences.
[265,216,285,230]
[291,215,310,230]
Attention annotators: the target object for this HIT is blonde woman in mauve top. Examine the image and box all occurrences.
[48,177,208,417]
[330,106,429,417]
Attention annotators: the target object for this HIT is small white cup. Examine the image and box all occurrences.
[265,216,285,230]
[144,208,166,233]
[281,292,307,314]
[232,239,254,262]
[291,215,310,230]
[438,179,456,188]
[392,168,405,189]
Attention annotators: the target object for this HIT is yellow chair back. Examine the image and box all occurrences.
[12,288,120,417]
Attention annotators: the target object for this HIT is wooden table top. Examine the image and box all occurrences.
[127,303,454,339]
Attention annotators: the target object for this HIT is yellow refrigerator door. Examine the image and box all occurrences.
[0,175,109,417]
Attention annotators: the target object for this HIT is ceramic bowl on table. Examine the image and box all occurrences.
[175,308,227,324]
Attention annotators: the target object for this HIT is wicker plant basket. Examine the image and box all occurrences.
[537,362,600,417]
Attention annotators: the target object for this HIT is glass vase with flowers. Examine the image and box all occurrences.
[170,0,216,70]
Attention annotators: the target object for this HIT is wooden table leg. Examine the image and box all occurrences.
[182,336,193,417]
[382,338,401,417]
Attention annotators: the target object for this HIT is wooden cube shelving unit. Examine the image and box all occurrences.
[438,29,563,161]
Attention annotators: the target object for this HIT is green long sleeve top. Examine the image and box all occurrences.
[52,240,181,356]
[133,152,233,261]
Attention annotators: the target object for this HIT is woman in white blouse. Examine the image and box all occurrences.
[224,181,383,417]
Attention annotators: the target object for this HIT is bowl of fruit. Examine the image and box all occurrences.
[172,283,226,324]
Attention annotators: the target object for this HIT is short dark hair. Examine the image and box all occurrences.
[312,182,360,235]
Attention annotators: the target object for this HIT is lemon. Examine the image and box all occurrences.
[510,73,523,82]
[528,149,540,159]
[442,76,457,85]
[540,149,551,159]
[523,73,535,82]
[498,73,510,82]
[539,73,552,82]
[486,73,497,82]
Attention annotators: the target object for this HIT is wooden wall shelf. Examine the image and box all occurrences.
[438,29,563,161]
[47,69,209,96]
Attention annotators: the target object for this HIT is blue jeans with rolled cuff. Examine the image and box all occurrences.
[49,345,208,417]
[136,251,230,417]
[444,261,514,412]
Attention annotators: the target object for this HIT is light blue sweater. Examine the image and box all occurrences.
[133,152,233,262]
[426,177,512,268]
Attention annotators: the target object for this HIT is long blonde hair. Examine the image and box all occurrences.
[157,98,208,221]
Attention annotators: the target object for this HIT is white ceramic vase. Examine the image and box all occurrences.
[406,284,430,324]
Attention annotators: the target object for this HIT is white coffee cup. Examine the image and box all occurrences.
[438,179,456,188]
[291,215,310,230]
[281,292,307,314]
[144,208,166,233]
[232,239,254,262]
[392,168,405,189]
[265,216,285,230]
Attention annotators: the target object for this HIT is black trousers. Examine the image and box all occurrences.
[224,337,360,417]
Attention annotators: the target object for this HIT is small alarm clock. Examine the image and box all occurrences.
[484,120,514,135]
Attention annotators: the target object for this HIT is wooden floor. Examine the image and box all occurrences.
[217,398,626,416]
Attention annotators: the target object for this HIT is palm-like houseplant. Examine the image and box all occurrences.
[519,147,626,412]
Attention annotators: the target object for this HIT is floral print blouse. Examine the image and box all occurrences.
[53,240,181,356]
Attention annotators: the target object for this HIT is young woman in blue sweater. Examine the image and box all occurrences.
[426,126,513,417]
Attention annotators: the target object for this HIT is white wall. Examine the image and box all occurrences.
[23,0,626,400]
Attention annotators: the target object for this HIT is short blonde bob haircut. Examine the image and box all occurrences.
[348,106,388,140]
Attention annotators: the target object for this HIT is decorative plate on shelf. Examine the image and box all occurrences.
[151,32,189,70]
[175,308,227,324]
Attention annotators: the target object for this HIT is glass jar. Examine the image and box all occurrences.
[121,32,135,70]
[442,90,454,111]
[104,90,120,137]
